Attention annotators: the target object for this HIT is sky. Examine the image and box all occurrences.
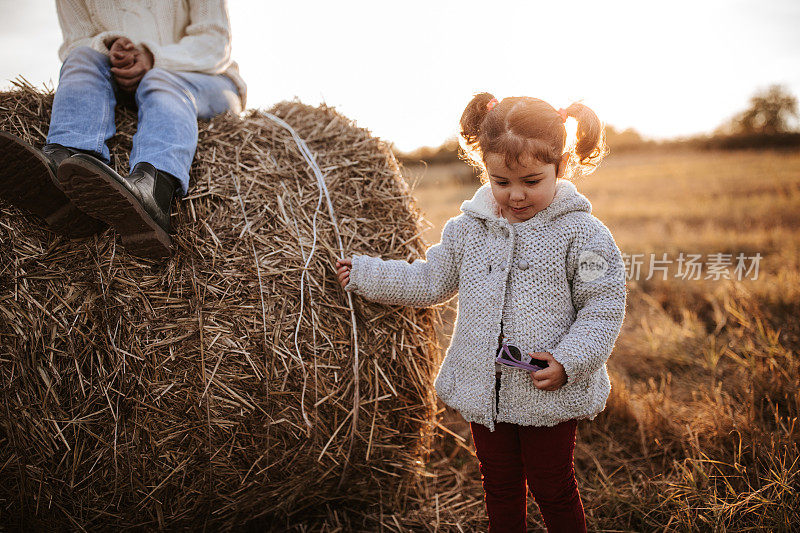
[1,0,799,152]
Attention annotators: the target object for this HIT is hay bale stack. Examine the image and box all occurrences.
[0,83,440,530]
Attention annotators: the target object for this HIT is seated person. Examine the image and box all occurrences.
[0,0,246,258]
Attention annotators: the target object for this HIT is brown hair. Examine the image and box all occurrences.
[459,92,607,182]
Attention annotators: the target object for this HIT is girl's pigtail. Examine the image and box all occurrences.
[460,92,496,150]
[565,102,608,176]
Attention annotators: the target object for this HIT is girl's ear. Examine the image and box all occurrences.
[556,153,569,179]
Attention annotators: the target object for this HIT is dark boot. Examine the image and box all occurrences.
[0,132,106,238]
[56,155,180,259]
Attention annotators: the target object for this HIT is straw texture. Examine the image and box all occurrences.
[0,81,441,530]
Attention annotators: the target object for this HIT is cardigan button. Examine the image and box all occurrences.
[518,259,529,270]
[500,260,507,270]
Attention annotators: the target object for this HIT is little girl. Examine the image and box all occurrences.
[336,93,626,532]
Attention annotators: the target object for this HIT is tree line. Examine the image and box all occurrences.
[397,84,800,165]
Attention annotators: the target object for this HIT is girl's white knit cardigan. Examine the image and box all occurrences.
[346,180,627,430]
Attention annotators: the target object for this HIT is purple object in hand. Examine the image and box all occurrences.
[496,342,549,372]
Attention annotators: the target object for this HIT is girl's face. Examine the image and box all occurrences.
[484,152,565,223]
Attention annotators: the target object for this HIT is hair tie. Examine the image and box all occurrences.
[557,108,568,123]
[486,98,499,111]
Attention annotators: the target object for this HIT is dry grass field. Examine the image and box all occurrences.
[385,150,800,531]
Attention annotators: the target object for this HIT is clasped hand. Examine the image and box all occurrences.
[109,37,154,92]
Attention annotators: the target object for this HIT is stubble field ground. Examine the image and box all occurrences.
[386,149,800,532]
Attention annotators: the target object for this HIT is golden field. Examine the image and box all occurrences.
[390,149,800,532]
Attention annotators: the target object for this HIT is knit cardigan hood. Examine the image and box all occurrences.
[460,179,592,223]
[347,179,626,430]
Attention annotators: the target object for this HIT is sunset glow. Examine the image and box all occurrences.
[0,0,798,151]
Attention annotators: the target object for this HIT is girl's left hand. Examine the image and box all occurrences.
[529,352,567,391]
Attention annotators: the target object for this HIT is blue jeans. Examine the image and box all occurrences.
[47,47,241,195]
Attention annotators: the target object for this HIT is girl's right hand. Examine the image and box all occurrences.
[335,258,353,288]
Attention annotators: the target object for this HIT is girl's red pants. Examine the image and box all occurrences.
[470,419,587,532]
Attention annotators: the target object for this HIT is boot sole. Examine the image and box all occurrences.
[0,132,104,238]
[57,157,173,259]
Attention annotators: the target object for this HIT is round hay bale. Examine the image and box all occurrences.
[0,82,441,530]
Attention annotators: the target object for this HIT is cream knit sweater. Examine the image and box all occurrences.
[55,0,246,106]
[346,180,627,430]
